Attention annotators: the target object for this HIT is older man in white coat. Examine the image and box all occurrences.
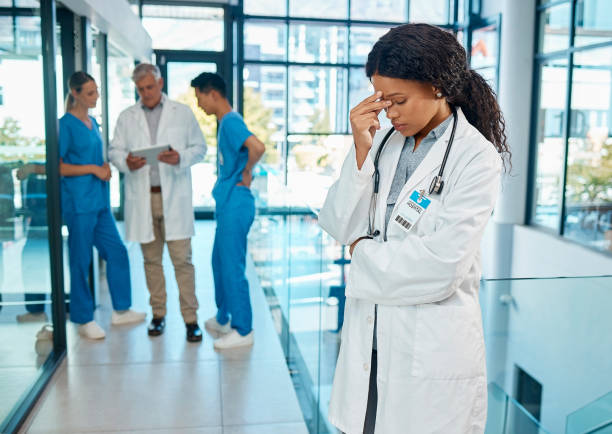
[109,63,207,342]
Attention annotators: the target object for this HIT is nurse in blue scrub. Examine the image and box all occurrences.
[190,72,265,349]
[60,71,145,340]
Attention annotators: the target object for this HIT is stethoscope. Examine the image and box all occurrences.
[367,106,458,238]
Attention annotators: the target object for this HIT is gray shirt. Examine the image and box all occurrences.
[373,114,453,351]
[141,94,166,187]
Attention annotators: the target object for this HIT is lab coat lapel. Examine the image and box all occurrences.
[156,99,174,145]
[394,109,462,205]
[134,106,151,147]
[375,130,404,232]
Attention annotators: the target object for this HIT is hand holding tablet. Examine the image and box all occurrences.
[130,144,172,165]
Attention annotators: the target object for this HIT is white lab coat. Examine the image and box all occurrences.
[318,108,502,434]
[109,98,206,243]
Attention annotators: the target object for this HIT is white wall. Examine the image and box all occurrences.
[479,1,612,431]
[481,275,612,434]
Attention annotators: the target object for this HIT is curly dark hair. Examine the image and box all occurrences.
[365,23,511,169]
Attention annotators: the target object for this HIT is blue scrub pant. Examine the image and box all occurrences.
[65,208,131,324]
[212,187,255,336]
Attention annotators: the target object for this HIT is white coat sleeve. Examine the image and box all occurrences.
[176,110,207,170]
[109,113,130,173]
[347,148,502,306]
[317,144,376,246]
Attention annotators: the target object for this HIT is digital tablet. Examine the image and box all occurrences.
[131,144,171,165]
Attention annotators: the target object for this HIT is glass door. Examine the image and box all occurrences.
[156,51,226,215]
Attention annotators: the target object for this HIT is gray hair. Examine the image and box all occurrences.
[132,63,161,83]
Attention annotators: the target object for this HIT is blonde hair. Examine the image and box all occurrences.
[65,71,95,112]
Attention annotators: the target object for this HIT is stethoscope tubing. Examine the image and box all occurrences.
[367,107,458,238]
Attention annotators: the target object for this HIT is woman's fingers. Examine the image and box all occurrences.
[351,92,391,116]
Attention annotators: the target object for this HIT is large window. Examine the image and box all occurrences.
[107,43,135,211]
[141,5,223,51]
[0,2,57,425]
[532,0,612,253]
[242,0,463,209]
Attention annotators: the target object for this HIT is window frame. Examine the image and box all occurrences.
[528,0,612,255]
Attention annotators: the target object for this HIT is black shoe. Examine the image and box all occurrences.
[148,317,165,336]
[186,323,203,342]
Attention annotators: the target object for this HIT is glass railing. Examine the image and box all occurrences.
[249,178,612,434]
[567,391,612,434]
[487,383,551,434]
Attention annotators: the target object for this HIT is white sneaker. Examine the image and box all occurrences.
[111,309,146,325]
[78,321,106,340]
[16,312,48,323]
[205,316,232,335]
[213,330,254,349]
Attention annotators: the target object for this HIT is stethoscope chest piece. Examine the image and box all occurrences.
[429,175,444,195]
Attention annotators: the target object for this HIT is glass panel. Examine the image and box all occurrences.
[0,6,54,422]
[480,277,612,434]
[288,23,348,64]
[166,61,218,210]
[288,66,347,133]
[90,28,103,126]
[410,0,449,24]
[287,134,352,209]
[244,0,286,17]
[574,0,612,48]
[289,0,348,20]
[141,5,224,51]
[350,0,407,22]
[457,0,467,24]
[107,43,134,211]
[474,67,498,94]
[566,390,612,434]
[565,47,612,252]
[243,64,286,188]
[15,0,39,6]
[539,3,571,53]
[348,67,392,132]
[349,25,388,65]
[532,57,568,230]
[244,20,286,62]
[471,23,499,69]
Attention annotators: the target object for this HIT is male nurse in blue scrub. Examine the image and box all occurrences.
[190,72,265,349]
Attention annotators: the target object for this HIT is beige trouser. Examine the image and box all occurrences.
[140,192,198,324]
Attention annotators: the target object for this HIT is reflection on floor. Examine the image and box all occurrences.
[19,221,307,433]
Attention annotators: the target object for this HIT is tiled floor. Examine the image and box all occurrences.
[20,222,307,433]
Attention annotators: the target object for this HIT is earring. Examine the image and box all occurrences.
[436,91,443,98]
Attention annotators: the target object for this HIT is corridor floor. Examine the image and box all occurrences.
[20,221,307,434]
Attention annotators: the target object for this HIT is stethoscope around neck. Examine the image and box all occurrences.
[367,106,458,238]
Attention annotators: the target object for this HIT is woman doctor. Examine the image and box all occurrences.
[318,24,510,433]
[60,71,145,340]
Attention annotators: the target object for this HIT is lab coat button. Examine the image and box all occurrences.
[363,363,369,371]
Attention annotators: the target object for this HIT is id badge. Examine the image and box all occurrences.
[394,189,431,232]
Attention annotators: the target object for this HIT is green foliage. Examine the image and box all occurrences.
[0,117,44,148]
[243,86,278,164]
[175,89,218,165]
[566,138,612,204]
[175,87,280,165]
[0,117,45,163]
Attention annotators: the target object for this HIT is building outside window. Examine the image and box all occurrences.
[242,0,465,210]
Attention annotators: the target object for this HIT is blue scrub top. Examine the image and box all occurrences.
[59,113,108,216]
[213,111,252,209]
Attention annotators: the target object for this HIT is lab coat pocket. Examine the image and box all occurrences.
[411,304,483,379]
[415,195,441,235]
